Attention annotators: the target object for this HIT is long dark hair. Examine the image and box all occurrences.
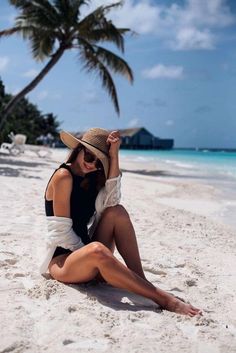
[66,143,106,192]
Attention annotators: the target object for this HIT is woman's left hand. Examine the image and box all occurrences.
[107,130,121,158]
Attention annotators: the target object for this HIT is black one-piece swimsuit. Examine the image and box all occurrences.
[45,163,98,259]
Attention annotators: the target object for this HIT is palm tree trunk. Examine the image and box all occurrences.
[0,46,65,131]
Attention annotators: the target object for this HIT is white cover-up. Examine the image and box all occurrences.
[39,174,121,274]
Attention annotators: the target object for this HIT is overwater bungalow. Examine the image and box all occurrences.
[119,127,174,150]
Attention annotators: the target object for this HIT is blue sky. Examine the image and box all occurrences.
[0,0,236,148]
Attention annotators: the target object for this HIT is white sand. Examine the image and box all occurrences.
[0,149,236,353]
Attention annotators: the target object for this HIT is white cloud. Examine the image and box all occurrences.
[111,1,161,35]
[22,69,39,78]
[128,118,140,128]
[182,0,234,27]
[91,0,235,50]
[142,64,184,79]
[0,56,10,72]
[172,27,215,50]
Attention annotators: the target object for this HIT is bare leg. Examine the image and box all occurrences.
[49,242,202,317]
[93,205,146,279]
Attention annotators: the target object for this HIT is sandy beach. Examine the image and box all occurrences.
[0,148,236,353]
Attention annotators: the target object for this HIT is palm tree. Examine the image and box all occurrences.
[0,0,133,130]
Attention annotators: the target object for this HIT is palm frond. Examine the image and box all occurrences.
[79,40,120,114]
[53,0,77,25]
[14,2,61,31]
[82,25,130,53]
[30,32,56,61]
[94,45,133,83]
[9,0,31,9]
[0,25,41,40]
[0,27,20,37]
[31,0,61,22]
[99,1,124,15]
[77,1,123,32]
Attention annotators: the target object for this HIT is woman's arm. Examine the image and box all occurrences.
[46,169,85,250]
[106,130,121,179]
[52,169,73,217]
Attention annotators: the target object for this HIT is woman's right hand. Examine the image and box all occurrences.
[107,130,121,159]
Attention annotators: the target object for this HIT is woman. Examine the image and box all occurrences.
[40,127,202,316]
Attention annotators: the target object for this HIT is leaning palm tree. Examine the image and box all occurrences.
[0,0,133,130]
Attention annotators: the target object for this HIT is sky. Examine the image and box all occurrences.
[0,0,236,148]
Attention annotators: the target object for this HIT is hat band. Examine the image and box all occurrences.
[80,139,109,157]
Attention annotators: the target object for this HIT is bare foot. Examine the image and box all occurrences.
[165,297,202,317]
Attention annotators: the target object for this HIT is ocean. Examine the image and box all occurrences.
[120,149,236,179]
[120,149,236,229]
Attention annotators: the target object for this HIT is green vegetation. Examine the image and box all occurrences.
[0,77,60,144]
[0,0,133,130]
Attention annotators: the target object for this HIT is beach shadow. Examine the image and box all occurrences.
[0,156,47,178]
[121,168,216,180]
[0,156,47,168]
[0,166,42,179]
[66,281,162,313]
[121,168,170,177]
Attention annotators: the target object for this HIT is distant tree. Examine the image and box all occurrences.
[0,79,5,99]
[0,77,60,144]
[0,0,133,130]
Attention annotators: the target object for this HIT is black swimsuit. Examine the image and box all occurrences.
[45,163,98,259]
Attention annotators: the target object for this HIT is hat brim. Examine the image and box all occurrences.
[60,131,109,179]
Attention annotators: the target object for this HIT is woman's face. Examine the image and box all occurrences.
[76,147,100,175]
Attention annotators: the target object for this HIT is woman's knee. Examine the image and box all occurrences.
[102,204,129,220]
[89,241,114,263]
[48,256,68,281]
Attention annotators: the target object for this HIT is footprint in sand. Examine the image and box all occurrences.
[174,263,186,268]
[0,258,18,270]
[0,232,12,237]
[63,339,75,345]
[5,270,31,279]
[13,273,27,278]
[169,287,184,293]
[195,317,217,327]
[27,280,64,300]
[67,305,78,313]
[0,341,30,353]
[5,258,18,265]
[0,251,15,256]
[143,266,167,276]
[185,279,197,287]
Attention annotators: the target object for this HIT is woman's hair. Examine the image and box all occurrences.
[66,143,106,192]
[66,143,83,164]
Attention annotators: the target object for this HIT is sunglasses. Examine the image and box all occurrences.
[82,147,102,170]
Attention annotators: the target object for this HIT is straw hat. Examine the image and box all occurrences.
[60,128,110,178]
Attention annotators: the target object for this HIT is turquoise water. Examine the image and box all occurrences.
[120,149,236,180]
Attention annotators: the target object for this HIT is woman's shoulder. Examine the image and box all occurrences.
[55,167,72,179]
[52,167,73,188]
